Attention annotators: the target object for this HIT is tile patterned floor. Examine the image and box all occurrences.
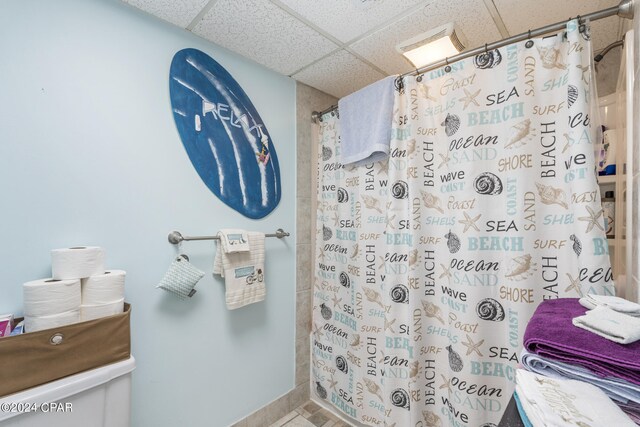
[269,402,353,427]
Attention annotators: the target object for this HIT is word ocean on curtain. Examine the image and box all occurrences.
[312,20,614,427]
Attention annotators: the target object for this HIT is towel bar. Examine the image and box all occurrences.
[168,229,289,245]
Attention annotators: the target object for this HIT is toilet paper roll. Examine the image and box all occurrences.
[80,298,124,321]
[25,309,81,333]
[51,246,105,280]
[23,278,81,317]
[81,270,126,305]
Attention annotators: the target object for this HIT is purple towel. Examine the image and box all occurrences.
[524,298,640,385]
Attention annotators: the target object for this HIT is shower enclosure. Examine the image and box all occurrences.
[310,4,637,424]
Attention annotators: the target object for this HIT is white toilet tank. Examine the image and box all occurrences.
[0,356,135,427]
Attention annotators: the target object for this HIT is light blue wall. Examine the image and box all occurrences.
[0,1,296,426]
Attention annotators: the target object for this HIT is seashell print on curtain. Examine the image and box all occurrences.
[312,20,613,426]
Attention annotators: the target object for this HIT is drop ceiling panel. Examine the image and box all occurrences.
[192,0,339,75]
[276,0,428,43]
[493,0,621,51]
[120,0,626,98]
[292,50,386,98]
[121,0,209,28]
[351,0,502,75]
[589,17,622,52]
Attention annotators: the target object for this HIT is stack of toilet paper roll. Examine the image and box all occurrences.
[23,246,125,332]
[23,278,81,333]
[80,270,125,321]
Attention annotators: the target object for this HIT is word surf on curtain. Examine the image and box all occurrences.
[313,20,614,427]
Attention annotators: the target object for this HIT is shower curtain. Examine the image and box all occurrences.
[312,20,614,426]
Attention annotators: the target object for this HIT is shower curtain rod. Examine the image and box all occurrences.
[595,39,625,62]
[311,0,634,121]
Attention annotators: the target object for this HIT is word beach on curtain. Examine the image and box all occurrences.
[313,20,613,427]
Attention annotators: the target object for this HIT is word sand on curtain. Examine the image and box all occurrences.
[313,20,613,426]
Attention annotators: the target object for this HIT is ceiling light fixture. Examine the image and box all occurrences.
[396,23,467,68]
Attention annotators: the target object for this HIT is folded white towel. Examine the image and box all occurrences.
[516,369,635,427]
[213,232,265,309]
[579,294,640,316]
[218,229,250,253]
[338,75,396,166]
[573,306,640,344]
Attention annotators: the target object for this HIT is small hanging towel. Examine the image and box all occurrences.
[213,231,266,309]
[338,75,397,166]
[217,228,250,253]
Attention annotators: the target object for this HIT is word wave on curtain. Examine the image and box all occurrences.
[312,20,614,427]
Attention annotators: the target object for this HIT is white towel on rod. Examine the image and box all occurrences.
[338,75,396,166]
[213,231,266,309]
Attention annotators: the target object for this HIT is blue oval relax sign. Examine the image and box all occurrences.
[169,48,281,219]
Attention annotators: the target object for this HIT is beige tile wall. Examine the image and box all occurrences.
[231,82,336,427]
[295,82,337,390]
[596,47,621,97]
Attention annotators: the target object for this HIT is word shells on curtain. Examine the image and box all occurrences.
[312,20,614,427]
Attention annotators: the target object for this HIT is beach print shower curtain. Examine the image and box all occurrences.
[312,20,614,426]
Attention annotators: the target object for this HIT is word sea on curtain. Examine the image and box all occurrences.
[312,20,613,427]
